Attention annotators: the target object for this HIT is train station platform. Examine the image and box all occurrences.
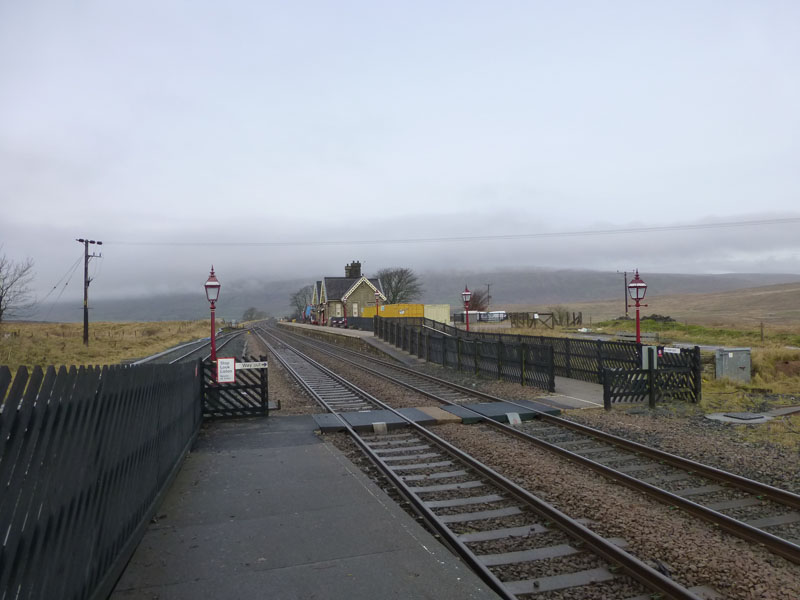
[111,415,499,600]
[280,321,422,367]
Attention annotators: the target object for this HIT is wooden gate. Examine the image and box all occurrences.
[202,355,269,419]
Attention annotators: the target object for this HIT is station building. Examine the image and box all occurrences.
[312,261,385,325]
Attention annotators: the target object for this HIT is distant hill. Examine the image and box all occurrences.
[543,282,800,327]
[419,268,800,308]
[28,268,800,323]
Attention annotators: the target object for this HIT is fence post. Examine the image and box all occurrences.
[603,369,611,410]
[418,328,423,358]
[648,346,656,409]
[457,337,462,372]
[260,354,269,416]
[693,345,702,403]
[442,337,447,367]
[520,342,527,387]
[426,332,431,363]
[497,340,503,380]
[564,338,572,378]
[597,340,604,382]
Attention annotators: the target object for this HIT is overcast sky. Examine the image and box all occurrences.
[2,1,799,305]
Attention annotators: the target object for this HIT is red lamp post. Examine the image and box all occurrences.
[461,286,472,332]
[627,270,648,344]
[374,289,381,317]
[204,266,221,363]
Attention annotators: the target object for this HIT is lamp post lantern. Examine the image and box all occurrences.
[374,289,381,316]
[204,266,221,363]
[461,286,472,332]
[627,269,648,344]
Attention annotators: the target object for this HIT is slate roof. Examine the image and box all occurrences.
[322,277,383,301]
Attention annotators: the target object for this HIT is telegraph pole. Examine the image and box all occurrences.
[486,283,491,310]
[77,238,103,345]
[616,270,629,317]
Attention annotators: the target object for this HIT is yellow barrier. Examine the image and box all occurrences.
[362,303,424,318]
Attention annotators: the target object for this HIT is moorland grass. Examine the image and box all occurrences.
[0,320,217,372]
[595,318,800,348]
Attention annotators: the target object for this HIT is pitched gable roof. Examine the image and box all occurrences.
[342,277,385,302]
[322,276,385,302]
[311,280,321,305]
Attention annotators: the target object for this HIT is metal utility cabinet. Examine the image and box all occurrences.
[715,348,751,383]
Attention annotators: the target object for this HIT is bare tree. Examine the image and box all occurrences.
[376,267,423,304]
[0,254,35,324]
[289,284,314,320]
[467,288,489,311]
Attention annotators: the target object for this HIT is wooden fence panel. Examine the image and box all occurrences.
[0,360,201,600]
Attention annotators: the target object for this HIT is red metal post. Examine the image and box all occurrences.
[635,299,641,344]
[461,286,472,332]
[210,300,217,362]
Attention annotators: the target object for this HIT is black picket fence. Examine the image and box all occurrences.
[376,317,556,391]
[375,318,702,403]
[379,317,637,382]
[0,360,202,600]
[603,347,702,408]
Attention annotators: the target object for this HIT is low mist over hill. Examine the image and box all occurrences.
[28,268,800,323]
[420,269,800,307]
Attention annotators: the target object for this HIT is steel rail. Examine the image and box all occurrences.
[272,324,800,565]
[259,328,702,600]
[167,331,245,364]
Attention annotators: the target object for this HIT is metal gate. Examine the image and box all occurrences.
[202,355,269,419]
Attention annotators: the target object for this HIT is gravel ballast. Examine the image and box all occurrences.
[432,422,800,600]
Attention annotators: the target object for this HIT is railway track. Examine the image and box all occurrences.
[257,327,705,599]
[135,330,246,364]
[268,324,800,566]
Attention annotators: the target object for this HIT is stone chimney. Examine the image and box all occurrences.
[344,260,362,278]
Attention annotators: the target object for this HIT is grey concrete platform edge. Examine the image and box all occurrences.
[111,415,499,600]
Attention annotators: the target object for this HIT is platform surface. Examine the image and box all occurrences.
[111,415,498,600]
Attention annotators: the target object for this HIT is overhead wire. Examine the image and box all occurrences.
[38,253,83,304]
[41,254,84,321]
[104,216,800,248]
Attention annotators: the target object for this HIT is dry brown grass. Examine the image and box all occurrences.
[505,282,800,328]
[0,320,216,371]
